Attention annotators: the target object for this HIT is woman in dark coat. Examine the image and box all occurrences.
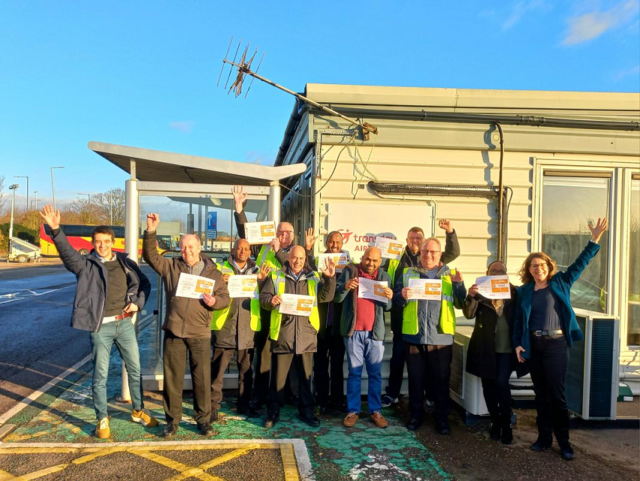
[463,261,526,444]
[514,218,608,461]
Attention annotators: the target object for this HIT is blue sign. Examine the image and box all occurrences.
[207,211,217,239]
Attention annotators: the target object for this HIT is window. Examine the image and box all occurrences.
[541,173,610,313]
[628,176,640,346]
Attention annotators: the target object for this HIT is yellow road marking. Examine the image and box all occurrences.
[133,450,221,481]
[280,444,299,481]
[198,446,255,469]
[0,467,16,481]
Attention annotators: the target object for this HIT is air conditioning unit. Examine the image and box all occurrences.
[451,326,489,416]
[567,311,619,420]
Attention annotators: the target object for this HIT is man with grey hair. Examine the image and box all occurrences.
[144,213,230,438]
[394,237,465,435]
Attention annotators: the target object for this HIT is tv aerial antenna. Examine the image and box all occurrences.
[218,38,378,140]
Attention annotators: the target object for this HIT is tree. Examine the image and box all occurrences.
[0,176,6,215]
[68,188,125,226]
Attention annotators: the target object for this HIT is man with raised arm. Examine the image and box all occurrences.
[143,213,230,438]
[39,205,157,439]
[259,246,336,428]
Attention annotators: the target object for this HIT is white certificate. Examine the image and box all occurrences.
[476,275,511,300]
[278,293,315,317]
[408,278,442,300]
[317,252,349,272]
[245,221,276,245]
[176,273,215,299]
[357,278,389,302]
[227,275,258,299]
[374,236,404,260]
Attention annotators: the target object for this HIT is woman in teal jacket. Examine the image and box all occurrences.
[513,218,608,461]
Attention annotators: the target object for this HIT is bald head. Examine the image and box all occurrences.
[276,222,295,249]
[233,238,251,264]
[288,245,306,274]
[361,246,382,274]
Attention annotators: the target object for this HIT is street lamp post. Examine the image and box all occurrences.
[14,176,29,211]
[8,184,19,259]
[78,193,91,202]
[33,191,38,210]
[50,166,65,210]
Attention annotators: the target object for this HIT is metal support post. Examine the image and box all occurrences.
[268,181,281,225]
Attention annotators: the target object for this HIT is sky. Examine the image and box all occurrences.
[1,0,639,212]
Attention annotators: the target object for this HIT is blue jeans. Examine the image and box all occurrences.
[89,319,143,420]
[345,331,384,414]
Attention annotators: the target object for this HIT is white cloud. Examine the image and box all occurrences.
[615,64,640,80]
[563,0,640,45]
[169,121,194,133]
[502,0,549,30]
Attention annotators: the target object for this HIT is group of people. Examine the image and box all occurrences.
[40,188,608,461]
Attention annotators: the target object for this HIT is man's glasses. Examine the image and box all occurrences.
[422,250,441,255]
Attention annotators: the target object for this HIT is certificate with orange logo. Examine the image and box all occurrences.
[357,278,389,302]
[476,275,511,300]
[227,275,258,299]
[279,294,315,317]
[374,237,403,260]
[317,252,349,272]
[245,221,276,245]
[176,273,215,299]
[408,278,442,300]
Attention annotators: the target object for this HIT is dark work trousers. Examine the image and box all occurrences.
[481,353,513,418]
[405,343,452,422]
[267,352,314,418]
[163,332,211,426]
[527,335,570,445]
[314,324,346,407]
[252,312,296,408]
[210,347,254,411]
[385,328,405,399]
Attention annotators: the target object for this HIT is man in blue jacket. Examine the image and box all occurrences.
[40,205,158,439]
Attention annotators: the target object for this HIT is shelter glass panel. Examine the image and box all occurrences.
[541,175,610,313]
[628,177,640,346]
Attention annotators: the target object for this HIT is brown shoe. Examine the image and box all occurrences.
[371,411,388,428]
[343,412,359,427]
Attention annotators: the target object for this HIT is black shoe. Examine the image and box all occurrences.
[559,443,575,460]
[163,424,178,437]
[210,410,219,423]
[489,414,501,441]
[264,415,279,428]
[531,437,552,452]
[406,418,422,431]
[501,426,513,445]
[435,420,451,436]
[238,405,261,417]
[298,413,321,428]
[197,423,214,436]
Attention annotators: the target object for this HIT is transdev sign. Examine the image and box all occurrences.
[326,202,434,262]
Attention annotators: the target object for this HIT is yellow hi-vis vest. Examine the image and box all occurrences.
[402,267,457,336]
[269,270,320,341]
[211,261,261,332]
[256,245,281,270]
[387,258,400,282]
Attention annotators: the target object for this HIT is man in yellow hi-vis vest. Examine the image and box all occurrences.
[259,246,336,428]
[210,239,270,422]
[232,185,306,410]
[382,220,460,409]
[394,237,466,435]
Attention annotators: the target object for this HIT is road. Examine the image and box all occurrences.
[0,260,158,418]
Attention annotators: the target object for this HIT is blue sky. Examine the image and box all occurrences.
[1,0,638,209]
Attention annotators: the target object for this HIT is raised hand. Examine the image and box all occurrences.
[438,219,453,234]
[257,264,271,281]
[587,218,608,243]
[147,213,160,232]
[450,270,463,283]
[39,204,61,229]
[305,227,318,251]
[322,257,336,278]
[232,185,248,213]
